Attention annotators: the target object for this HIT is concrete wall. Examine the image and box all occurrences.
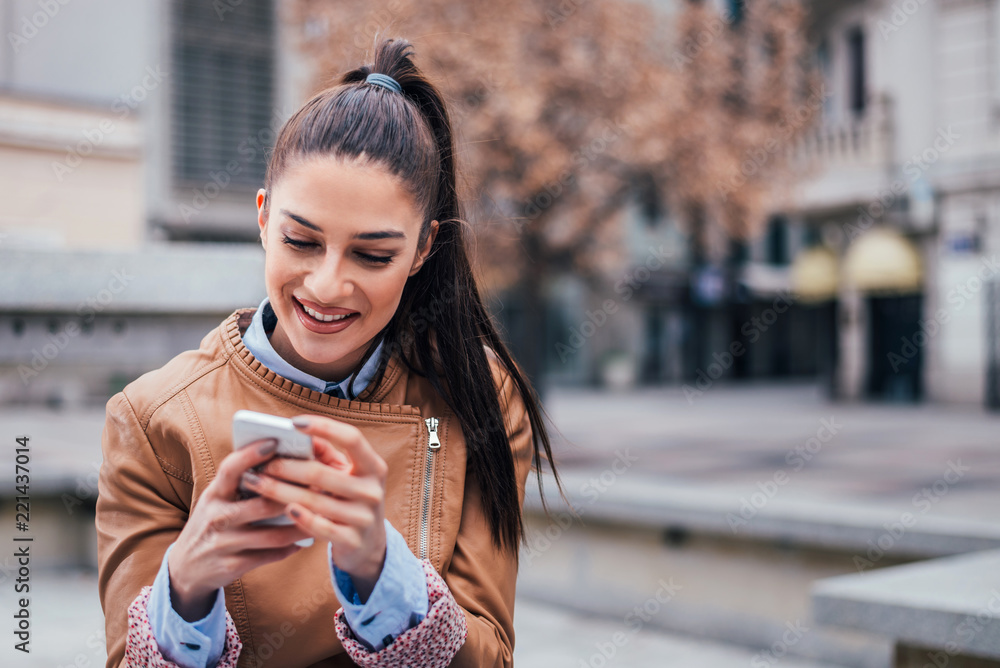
[0,95,144,250]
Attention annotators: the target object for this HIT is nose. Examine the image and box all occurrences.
[303,251,355,305]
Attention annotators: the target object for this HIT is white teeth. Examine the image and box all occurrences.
[301,303,352,322]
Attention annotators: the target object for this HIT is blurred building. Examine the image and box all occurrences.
[780,0,998,406]
[6,0,998,408]
[0,0,305,406]
[544,0,1000,408]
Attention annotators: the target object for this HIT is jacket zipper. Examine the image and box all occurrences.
[419,417,441,560]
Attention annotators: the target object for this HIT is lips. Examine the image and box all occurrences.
[292,296,360,332]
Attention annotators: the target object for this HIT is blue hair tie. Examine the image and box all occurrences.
[365,72,402,93]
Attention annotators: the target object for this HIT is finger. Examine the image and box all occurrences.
[245,473,375,527]
[285,502,360,548]
[292,415,387,479]
[313,438,352,470]
[212,437,279,499]
[256,458,379,503]
[220,523,314,551]
[227,495,299,526]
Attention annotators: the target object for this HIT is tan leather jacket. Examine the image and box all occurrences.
[96,307,534,668]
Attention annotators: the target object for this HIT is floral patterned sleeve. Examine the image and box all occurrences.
[334,559,468,667]
[124,585,242,668]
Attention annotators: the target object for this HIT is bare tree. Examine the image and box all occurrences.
[287,0,820,384]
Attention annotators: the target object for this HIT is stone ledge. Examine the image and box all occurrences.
[811,549,1000,661]
[524,470,1000,559]
[0,245,264,313]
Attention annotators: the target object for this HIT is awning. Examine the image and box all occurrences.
[790,247,839,302]
[842,227,922,294]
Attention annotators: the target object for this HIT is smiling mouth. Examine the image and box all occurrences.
[294,297,359,323]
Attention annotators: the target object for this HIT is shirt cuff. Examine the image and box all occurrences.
[328,518,430,652]
[146,542,228,668]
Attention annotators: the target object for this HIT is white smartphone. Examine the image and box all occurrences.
[232,409,315,546]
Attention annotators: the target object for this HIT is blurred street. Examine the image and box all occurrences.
[4,0,1000,664]
[2,382,998,666]
[542,382,1000,524]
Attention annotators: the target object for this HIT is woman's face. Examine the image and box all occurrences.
[256,156,437,382]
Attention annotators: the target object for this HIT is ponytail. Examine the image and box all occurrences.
[265,37,568,559]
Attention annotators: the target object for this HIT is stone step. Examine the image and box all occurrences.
[519,470,1000,668]
[514,596,853,668]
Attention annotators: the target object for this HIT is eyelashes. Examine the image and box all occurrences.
[280,235,395,265]
[280,235,315,249]
[355,252,394,265]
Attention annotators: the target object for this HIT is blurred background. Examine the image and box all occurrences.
[1,0,999,666]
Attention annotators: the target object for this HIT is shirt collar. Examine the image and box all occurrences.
[241,296,385,400]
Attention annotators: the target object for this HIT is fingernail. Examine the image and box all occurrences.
[258,439,278,456]
[289,507,301,518]
[292,416,311,429]
[242,471,261,487]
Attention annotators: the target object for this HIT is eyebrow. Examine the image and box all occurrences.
[280,209,406,240]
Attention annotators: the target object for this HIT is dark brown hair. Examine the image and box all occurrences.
[262,38,567,559]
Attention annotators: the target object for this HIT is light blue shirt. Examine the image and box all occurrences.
[146,297,429,667]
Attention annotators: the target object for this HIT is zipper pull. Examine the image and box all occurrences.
[425,417,441,450]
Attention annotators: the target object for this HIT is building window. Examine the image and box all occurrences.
[170,0,275,190]
[727,0,745,25]
[846,26,866,116]
[766,216,789,266]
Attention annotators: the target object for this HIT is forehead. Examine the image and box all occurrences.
[271,156,422,235]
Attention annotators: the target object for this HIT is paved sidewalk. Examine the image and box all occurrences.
[0,383,995,667]
[540,382,1000,524]
[514,596,848,668]
[0,569,848,668]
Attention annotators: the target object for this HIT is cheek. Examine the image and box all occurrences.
[265,248,300,285]
[367,266,413,312]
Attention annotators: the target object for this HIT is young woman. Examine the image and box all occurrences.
[96,38,565,668]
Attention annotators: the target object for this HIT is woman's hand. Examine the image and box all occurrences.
[167,437,314,621]
[240,415,389,602]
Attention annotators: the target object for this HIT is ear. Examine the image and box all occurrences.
[408,220,439,277]
[256,189,268,249]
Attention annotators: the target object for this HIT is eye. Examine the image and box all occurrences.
[281,234,317,250]
[355,251,395,265]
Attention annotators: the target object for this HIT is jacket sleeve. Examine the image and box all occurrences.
[443,363,534,668]
[96,391,242,668]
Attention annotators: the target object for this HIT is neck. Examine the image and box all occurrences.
[267,321,372,383]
